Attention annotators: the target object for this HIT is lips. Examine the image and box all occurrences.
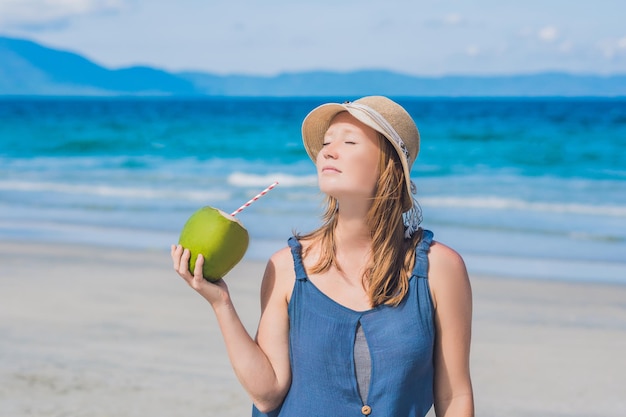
[321,165,341,173]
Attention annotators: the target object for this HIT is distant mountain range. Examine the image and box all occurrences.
[1,36,625,97]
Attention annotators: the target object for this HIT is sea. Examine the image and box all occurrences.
[1,97,625,284]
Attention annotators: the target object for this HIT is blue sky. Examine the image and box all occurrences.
[1,0,625,76]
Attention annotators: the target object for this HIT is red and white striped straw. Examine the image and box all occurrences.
[231,181,279,216]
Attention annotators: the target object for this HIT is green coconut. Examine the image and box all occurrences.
[178,206,249,281]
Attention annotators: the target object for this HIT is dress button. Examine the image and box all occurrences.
[361,404,372,415]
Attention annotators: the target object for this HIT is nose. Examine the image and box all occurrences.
[321,142,338,159]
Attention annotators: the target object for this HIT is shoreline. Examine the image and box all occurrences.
[1,240,626,416]
[3,232,625,285]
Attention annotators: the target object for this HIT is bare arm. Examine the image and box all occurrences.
[171,245,292,412]
[428,242,474,417]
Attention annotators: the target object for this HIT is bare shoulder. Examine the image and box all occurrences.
[427,240,471,309]
[428,240,467,274]
[268,245,295,272]
[260,246,296,305]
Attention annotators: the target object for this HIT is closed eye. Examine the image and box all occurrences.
[322,139,356,146]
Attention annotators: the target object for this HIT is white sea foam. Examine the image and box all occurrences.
[227,172,318,187]
[3,179,624,218]
[0,180,230,202]
[421,196,626,217]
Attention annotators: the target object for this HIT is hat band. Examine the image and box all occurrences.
[345,102,411,164]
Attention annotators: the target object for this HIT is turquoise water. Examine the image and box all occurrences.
[1,97,625,283]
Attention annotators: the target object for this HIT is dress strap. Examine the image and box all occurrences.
[411,229,434,279]
[287,236,308,281]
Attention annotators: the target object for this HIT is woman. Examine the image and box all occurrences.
[172,96,474,417]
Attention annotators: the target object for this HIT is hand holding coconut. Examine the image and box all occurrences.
[171,244,231,306]
[171,182,279,301]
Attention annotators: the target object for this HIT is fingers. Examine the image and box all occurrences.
[180,247,192,277]
[190,254,205,286]
[171,244,182,270]
[194,254,204,278]
[171,244,193,280]
[171,246,229,305]
[172,244,209,282]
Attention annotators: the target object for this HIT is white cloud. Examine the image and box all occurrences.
[598,36,626,58]
[465,45,480,57]
[538,25,558,42]
[0,0,127,29]
[443,13,463,25]
[425,12,465,28]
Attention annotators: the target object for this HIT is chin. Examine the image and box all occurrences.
[319,185,373,203]
[318,180,345,195]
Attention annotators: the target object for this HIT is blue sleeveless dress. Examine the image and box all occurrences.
[253,230,435,417]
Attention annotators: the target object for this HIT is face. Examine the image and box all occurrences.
[316,112,381,204]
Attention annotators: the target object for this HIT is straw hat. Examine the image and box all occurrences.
[302,96,420,212]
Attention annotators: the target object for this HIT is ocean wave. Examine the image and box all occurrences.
[227,172,318,187]
[0,180,231,202]
[421,196,626,217]
[3,179,625,218]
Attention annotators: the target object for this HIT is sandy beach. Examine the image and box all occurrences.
[1,240,625,417]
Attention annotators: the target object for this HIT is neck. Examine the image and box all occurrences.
[334,203,371,251]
